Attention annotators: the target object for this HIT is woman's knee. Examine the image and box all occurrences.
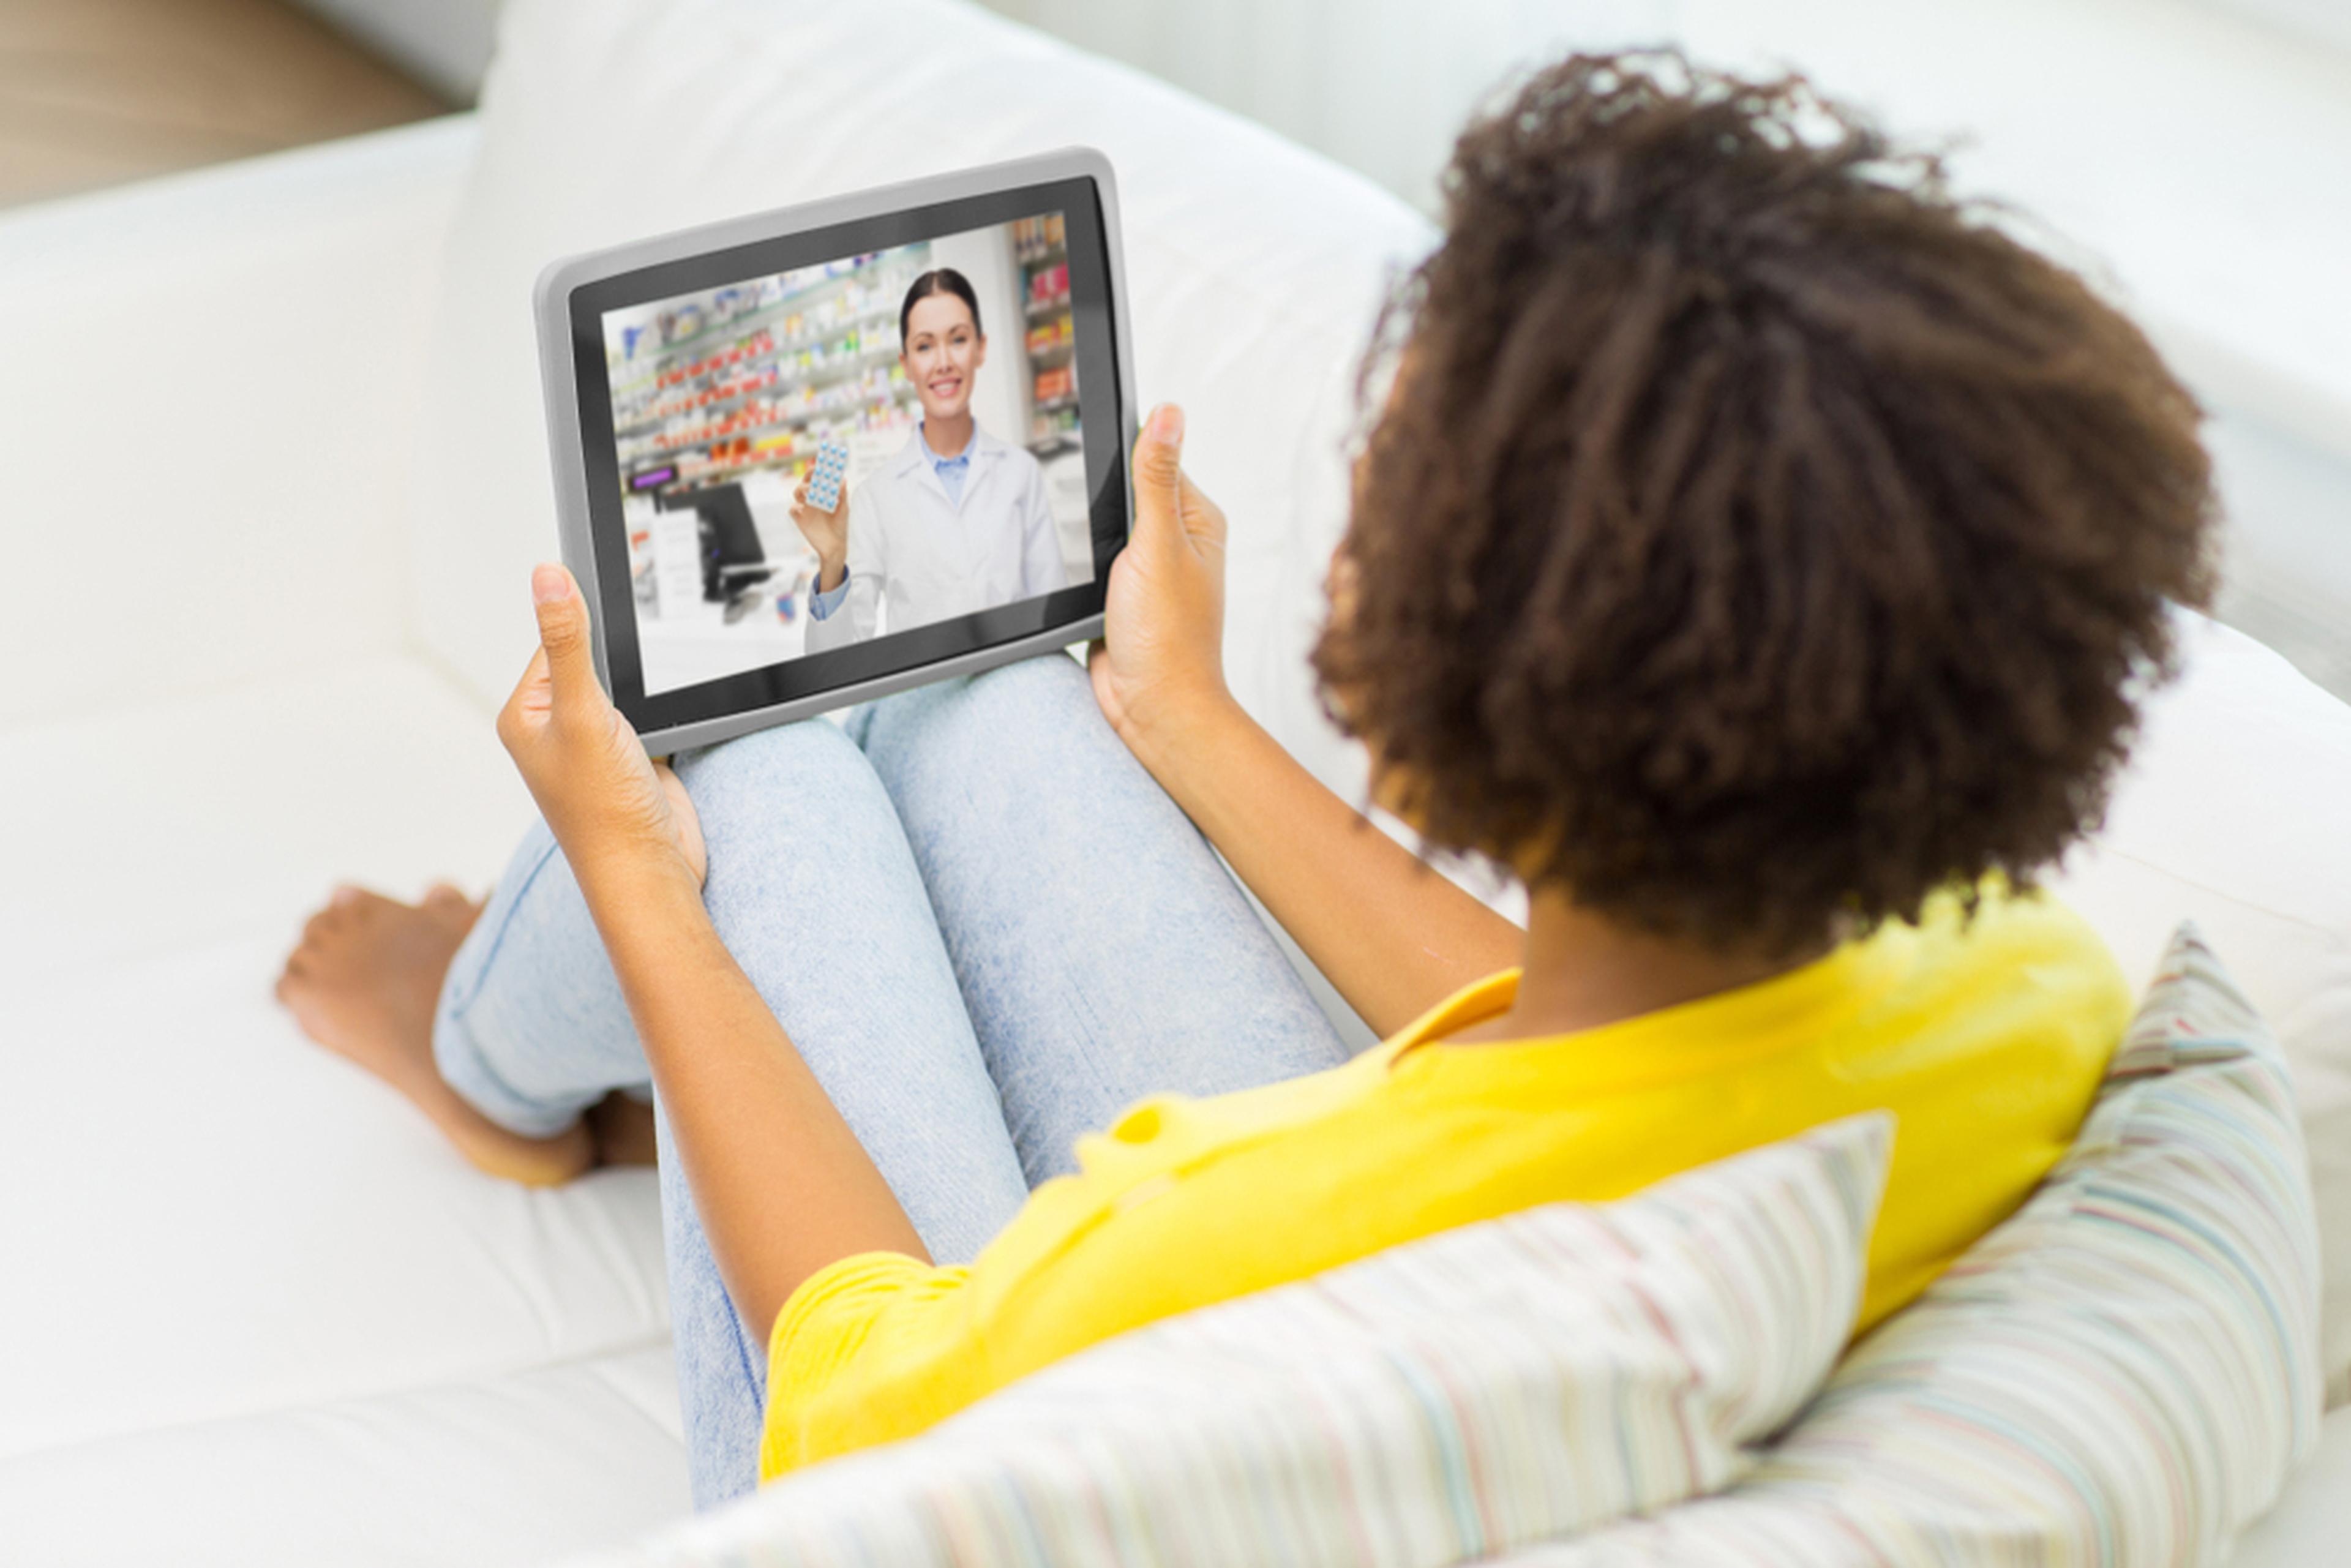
[675,719,869,824]
[868,653,1099,768]
[672,718,912,906]
[966,650,1092,711]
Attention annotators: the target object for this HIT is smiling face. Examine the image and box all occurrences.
[901,292,987,425]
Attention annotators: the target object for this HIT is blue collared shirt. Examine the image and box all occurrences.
[810,424,974,621]
[920,423,973,508]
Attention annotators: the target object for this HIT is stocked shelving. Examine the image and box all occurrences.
[1012,213,1079,451]
[604,250,929,494]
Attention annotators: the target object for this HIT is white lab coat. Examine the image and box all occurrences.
[803,423,1069,654]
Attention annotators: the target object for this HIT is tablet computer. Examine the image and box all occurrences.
[533,148,1135,754]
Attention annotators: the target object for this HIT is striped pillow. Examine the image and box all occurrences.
[1521,924,2324,1567]
[582,1114,1892,1568]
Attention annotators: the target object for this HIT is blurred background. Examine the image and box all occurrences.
[7,0,2347,697]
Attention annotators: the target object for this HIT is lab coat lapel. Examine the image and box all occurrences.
[894,437,952,510]
[958,427,1012,526]
[896,429,980,599]
[899,424,1011,606]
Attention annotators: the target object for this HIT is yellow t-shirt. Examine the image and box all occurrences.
[759,886,2126,1480]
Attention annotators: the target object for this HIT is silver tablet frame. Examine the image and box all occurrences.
[532,147,1135,755]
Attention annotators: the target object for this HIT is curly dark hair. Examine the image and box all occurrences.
[1313,51,2216,958]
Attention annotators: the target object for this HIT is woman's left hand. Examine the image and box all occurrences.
[498,565,707,893]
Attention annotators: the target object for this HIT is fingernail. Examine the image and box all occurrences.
[1149,403,1183,445]
[532,563,569,605]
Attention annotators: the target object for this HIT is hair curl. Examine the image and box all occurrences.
[1313,51,2216,957]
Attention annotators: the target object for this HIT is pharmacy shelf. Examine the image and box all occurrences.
[615,345,902,440]
[632,266,864,364]
[618,384,921,467]
[609,304,902,404]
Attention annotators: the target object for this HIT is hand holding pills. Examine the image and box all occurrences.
[790,438,853,587]
[805,438,849,513]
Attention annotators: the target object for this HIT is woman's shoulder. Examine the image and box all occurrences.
[1903,877,2133,1051]
[1925,877,2117,969]
[975,424,1045,475]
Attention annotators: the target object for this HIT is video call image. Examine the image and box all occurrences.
[601,212,1092,698]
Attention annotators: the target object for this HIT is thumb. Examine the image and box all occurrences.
[1130,403,1185,547]
[531,564,598,706]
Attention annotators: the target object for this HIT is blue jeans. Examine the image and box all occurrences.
[430,655,1349,1507]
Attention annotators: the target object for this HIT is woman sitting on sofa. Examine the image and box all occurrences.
[276,52,2214,1506]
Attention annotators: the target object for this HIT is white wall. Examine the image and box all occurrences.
[986,0,1674,214]
[2200,0,2351,54]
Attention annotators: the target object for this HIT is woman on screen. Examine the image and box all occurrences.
[792,268,1069,653]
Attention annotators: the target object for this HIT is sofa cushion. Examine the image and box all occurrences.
[0,1343,686,1568]
[1523,925,2322,1566]
[0,658,662,1466]
[576,1114,1890,1568]
[2050,612,2351,1404]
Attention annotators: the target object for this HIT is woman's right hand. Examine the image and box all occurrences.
[790,476,850,588]
[1089,403,1236,767]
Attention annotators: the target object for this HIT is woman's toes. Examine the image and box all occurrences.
[422,882,485,937]
[423,883,475,918]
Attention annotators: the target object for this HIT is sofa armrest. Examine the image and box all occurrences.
[0,115,478,729]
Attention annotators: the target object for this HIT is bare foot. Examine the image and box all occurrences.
[277,883,594,1187]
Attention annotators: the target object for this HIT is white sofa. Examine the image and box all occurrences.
[1,3,2347,1561]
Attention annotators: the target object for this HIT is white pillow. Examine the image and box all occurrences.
[1522,925,2323,1567]
[410,0,1429,811]
[574,1115,1891,1568]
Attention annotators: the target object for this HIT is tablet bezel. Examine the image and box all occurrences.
[533,148,1134,754]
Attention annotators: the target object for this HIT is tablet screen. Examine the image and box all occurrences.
[557,167,1129,743]
[600,212,1094,698]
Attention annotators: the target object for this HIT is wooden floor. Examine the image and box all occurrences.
[0,0,446,209]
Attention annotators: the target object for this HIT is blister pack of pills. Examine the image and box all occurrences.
[806,438,849,512]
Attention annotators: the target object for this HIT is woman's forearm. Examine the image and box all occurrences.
[574,850,926,1337]
[1130,696,1523,1038]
